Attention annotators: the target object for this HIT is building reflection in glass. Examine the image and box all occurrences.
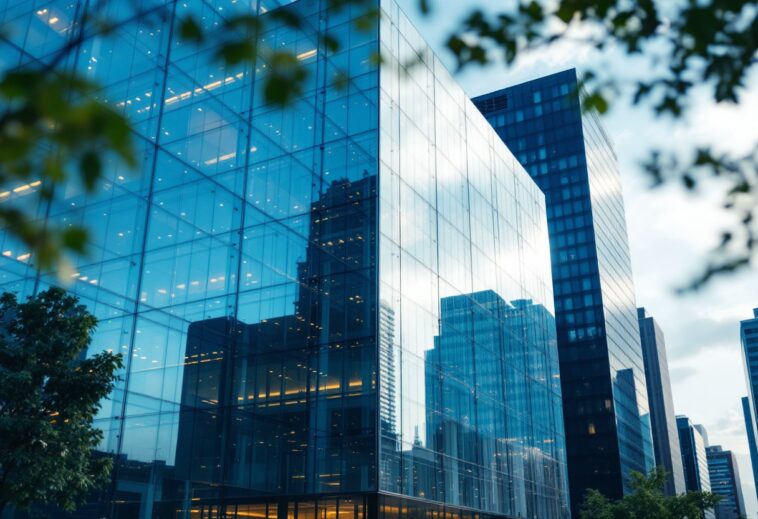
[419,293,568,518]
[175,175,378,497]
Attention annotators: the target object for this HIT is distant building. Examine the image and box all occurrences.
[474,68,655,515]
[695,424,711,448]
[637,308,686,495]
[741,309,758,502]
[741,396,758,502]
[706,446,747,519]
[678,417,715,519]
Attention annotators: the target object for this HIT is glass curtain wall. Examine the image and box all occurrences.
[377,2,569,518]
[0,0,380,515]
[0,0,569,517]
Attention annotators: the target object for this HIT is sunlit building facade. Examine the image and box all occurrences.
[0,1,569,518]
[677,417,715,519]
[741,395,758,502]
[741,309,758,503]
[637,308,685,496]
[474,70,655,513]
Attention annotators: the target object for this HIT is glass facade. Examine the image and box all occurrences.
[473,69,655,513]
[706,446,747,519]
[677,417,714,519]
[741,309,758,505]
[741,396,758,503]
[0,1,569,518]
[637,308,685,496]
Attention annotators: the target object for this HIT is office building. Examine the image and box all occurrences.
[741,309,758,503]
[0,1,570,517]
[474,69,655,513]
[678,417,715,519]
[695,425,710,449]
[706,446,746,519]
[741,396,758,502]
[637,307,685,496]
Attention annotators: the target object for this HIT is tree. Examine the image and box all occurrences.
[579,468,721,519]
[0,0,755,288]
[0,288,123,515]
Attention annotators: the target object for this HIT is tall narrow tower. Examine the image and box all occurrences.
[475,69,655,514]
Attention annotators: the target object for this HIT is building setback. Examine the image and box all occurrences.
[474,69,655,514]
[706,446,746,519]
[0,1,570,518]
[637,307,686,496]
[741,309,758,503]
[677,417,715,519]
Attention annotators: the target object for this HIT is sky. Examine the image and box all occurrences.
[395,0,758,515]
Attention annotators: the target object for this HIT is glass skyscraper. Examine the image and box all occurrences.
[677,416,715,519]
[0,1,570,518]
[741,395,758,502]
[741,309,758,505]
[474,69,655,513]
[705,446,747,519]
[637,307,685,496]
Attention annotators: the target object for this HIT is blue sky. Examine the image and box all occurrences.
[395,0,758,513]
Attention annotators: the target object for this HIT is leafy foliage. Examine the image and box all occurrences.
[432,0,757,288]
[0,288,123,514]
[580,468,721,519]
[0,68,136,270]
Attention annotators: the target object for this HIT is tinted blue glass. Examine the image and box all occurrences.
[742,396,758,504]
[677,419,711,489]
[637,308,686,496]
[706,446,747,519]
[474,69,656,513]
[741,310,758,505]
[377,4,569,517]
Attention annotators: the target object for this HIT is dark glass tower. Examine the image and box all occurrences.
[474,69,655,514]
[706,446,747,519]
[741,309,758,506]
[677,416,714,519]
[0,0,570,517]
[637,307,685,495]
[741,395,758,502]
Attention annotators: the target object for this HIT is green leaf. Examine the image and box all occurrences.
[322,33,341,53]
[80,151,101,191]
[61,227,89,253]
[582,92,609,114]
[178,16,204,43]
[217,40,257,65]
[270,9,303,28]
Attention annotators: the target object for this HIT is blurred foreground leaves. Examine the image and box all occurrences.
[0,0,755,289]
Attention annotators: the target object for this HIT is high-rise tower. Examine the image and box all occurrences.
[474,69,655,514]
[706,445,747,519]
[677,417,715,519]
[0,1,569,517]
[637,308,686,495]
[741,309,758,504]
